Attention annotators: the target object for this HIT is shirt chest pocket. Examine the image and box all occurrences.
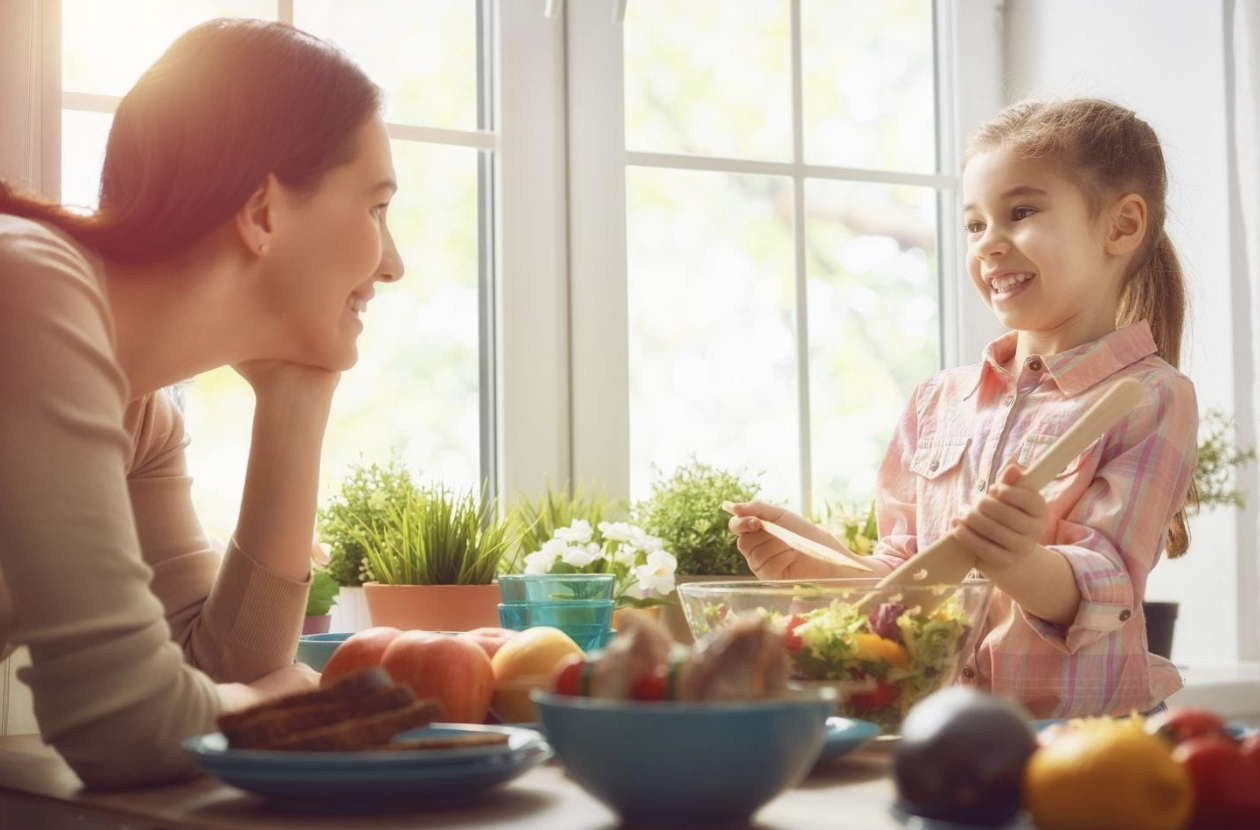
[910,438,970,480]
[1016,433,1100,481]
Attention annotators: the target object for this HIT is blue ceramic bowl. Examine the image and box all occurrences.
[294,632,352,671]
[498,573,616,603]
[533,689,835,824]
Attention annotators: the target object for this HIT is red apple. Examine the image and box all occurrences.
[1173,736,1260,829]
[380,631,495,724]
[465,627,518,659]
[319,626,402,686]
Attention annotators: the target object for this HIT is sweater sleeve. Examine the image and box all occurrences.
[127,393,309,682]
[0,220,218,789]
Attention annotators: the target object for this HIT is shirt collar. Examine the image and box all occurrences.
[963,321,1158,400]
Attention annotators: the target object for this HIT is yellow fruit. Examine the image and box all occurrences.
[852,633,910,669]
[1024,723,1193,830]
[490,627,583,723]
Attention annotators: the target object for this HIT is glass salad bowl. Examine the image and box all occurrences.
[678,579,994,732]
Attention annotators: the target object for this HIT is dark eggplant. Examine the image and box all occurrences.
[893,687,1036,827]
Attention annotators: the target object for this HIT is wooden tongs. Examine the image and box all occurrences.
[857,377,1145,613]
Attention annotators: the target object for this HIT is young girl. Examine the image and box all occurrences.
[730,98,1198,718]
[0,20,402,787]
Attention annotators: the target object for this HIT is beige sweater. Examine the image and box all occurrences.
[0,215,310,788]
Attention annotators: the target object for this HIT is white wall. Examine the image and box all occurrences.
[1005,0,1246,666]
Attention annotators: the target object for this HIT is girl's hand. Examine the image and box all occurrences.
[728,501,857,581]
[952,462,1049,575]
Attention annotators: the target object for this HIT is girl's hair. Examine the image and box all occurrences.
[965,98,1197,557]
[0,18,381,264]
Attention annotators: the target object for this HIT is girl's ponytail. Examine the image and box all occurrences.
[1119,230,1197,557]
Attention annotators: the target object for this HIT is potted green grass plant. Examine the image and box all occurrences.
[354,481,516,631]
[302,569,340,635]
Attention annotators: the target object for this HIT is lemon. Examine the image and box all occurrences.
[1024,723,1193,830]
[490,627,583,722]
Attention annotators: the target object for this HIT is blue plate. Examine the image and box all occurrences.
[818,716,881,759]
[182,724,551,805]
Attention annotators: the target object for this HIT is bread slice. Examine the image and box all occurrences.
[217,667,395,737]
[263,698,446,752]
[223,684,417,750]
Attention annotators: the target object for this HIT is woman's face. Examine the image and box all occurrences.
[261,113,404,370]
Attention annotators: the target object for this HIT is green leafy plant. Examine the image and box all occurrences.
[633,458,761,577]
[317,458,419,587]
[304,570,341,617]
[350,483,514,586]
[505,481,626,573]
[1193,408,1257,513]
[815,498,879,556]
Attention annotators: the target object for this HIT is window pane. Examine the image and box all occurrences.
[627,168,797,503]
[184,141,482,542]
[295,0,477,130]
[624,0,791,161]
[805,180,938,512]
[62,0,275,97]
[802,0,935,172]
[60,110,111,211]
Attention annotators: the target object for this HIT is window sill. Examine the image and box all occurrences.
[1167,661,1260,721]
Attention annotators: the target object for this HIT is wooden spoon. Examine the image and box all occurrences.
[720,501,874,573]
[857,377,1145,614]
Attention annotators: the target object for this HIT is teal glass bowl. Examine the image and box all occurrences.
[498,573,616,603]
[497,599,615,651]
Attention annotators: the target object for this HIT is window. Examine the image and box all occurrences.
[57,0,498,543]
[569,0,995,517]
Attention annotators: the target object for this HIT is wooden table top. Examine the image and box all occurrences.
[0,734,913,829]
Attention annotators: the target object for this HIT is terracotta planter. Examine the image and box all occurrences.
[659,575,758,644]
[611,605,661,633]
[363,582,501,631]
[301,614,331,635]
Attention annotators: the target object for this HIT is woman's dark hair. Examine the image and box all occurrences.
[0,18,381,263]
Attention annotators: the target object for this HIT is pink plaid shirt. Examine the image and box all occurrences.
[870,321,1197,717]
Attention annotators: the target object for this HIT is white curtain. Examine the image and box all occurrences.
[1234,0,1260,664]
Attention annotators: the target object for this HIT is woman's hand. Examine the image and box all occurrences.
[217,663,321,714]
[728,501,867,581]
[952,462,1049,575]
[233,359,340,403]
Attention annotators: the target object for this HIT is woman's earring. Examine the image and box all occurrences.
[259,243,269,255]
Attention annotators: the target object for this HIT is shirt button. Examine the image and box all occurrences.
[977,479,987,492]
[962,666,975,679]
[1028,358,1043,372]
[1003,395,1015,406]
[1119,609,1132,622]
[929,460,940,471]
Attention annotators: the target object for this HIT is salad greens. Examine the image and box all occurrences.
[700,596,972,731]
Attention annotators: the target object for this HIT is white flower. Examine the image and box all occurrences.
[524,549,557,574]
[634,549,677,596]
[612,542,642,566]
[561,542,603,569]
[554,520,593,544]
[638,532,665,554]
[541,537,567,557]
[598,521,637,543]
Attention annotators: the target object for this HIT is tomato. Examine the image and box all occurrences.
[1242,734,1260,782]
[630,669,667,701]
[1173,736,1260,829]
[552,656,588,696]
[1147,707,1231,746]
[784,615,806,652]
[848,679,900,714]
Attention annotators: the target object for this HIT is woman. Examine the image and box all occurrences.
[0,18,403,788]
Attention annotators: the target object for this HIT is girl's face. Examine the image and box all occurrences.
[962,147,1120,338]
[261,114,404,370]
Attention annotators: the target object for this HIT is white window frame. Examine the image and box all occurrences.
[2,0,571,508]
[565,0,1006,508]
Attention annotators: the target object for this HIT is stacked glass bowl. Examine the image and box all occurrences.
[497,574,616,651]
